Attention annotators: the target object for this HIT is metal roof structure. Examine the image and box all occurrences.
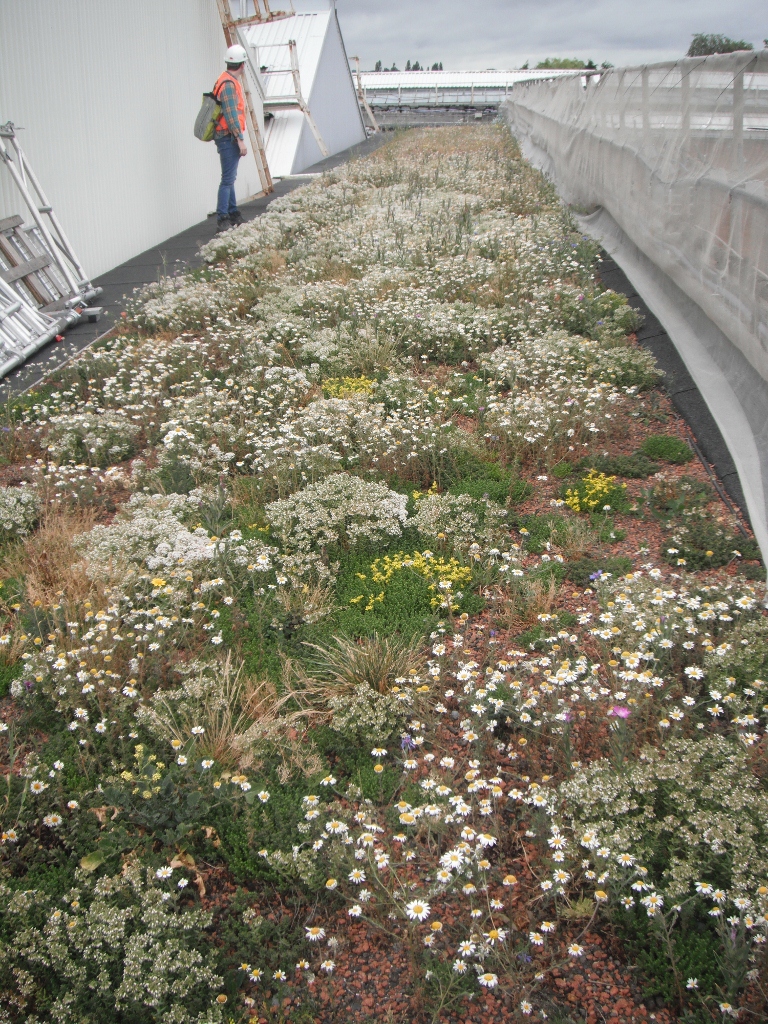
[360,69,573,88]
[242,2,365,177]
[359,69,574,109]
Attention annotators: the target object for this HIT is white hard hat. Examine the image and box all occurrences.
[226,44,247,65]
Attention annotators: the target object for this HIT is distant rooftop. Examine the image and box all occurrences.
[359,69,575,89]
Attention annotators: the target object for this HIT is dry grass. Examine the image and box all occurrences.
[301,632,425,696]
[494,575,560,631]
[148,654,324,771]
[0,507,98,607]
[555,517,598,559]
[275,579,335,626]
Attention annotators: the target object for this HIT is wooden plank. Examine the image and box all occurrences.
[0,215,23,233]
[0,236,55,307]
[0,253,52,284]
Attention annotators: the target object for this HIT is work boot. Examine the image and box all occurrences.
[216,215,231,232]
[229,210,244,226]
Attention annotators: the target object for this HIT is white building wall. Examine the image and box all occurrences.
[291,8,365,173]
[0,0,263,280]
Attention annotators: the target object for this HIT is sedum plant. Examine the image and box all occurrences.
[0,864,225,1024]
[264,472,408,556]
[410,491,508,550]
[0,485,39,539]
[558,734,768,902]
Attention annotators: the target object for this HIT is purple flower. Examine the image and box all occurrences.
[589,570,603,581]
[608,705,631,719]
[400,734,415,751]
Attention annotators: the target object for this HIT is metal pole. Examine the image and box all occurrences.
[681,66,690,140]
[733,69,744,169]
[642,66,650,150]
[618,70,625,132]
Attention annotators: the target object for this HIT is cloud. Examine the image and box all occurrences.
[335,0,765,70]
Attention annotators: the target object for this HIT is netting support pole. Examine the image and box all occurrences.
[641,66,650,150]
[618,71,625,132]
[681,68,691,141]
[733,70,744,172]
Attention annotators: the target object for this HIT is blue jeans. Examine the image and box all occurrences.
[215,135,241,218]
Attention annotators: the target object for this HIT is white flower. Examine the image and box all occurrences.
[405,899,430,921]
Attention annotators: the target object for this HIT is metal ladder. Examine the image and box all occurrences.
[0,122,101,380]
[258,39,330,157]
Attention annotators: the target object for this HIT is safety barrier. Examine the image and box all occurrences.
[503,51,768,565]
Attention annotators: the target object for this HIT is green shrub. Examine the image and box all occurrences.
[0,865,225,1024]
[215,889,312,998]
[515,609,576,650]
[594,345,662,391]
[557,287,642,340]
[560,734,768,901]
[0,660,21,699]
[579,452,660,479]
[644,475,711,521]
[331,550,440,638]
[703,617,768,688]
[613,903,723,1005]
[663,514,761,570]
[435,449,532,504]
[514,512,565,554]
[312,725,400,803]
[640,433,693,464]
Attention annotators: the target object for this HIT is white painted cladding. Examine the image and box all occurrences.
[0,0,265,280]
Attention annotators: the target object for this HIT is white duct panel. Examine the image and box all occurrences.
[0,0,262,279]
[243,3,364,178]
[294,6,365,173]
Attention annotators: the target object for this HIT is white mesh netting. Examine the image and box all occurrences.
[503,52,768,566]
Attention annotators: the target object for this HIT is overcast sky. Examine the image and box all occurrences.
[334,0,765,70]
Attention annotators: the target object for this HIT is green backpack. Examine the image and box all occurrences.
[194,91,222,142]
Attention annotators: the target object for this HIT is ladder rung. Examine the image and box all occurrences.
[0,301,23,321]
